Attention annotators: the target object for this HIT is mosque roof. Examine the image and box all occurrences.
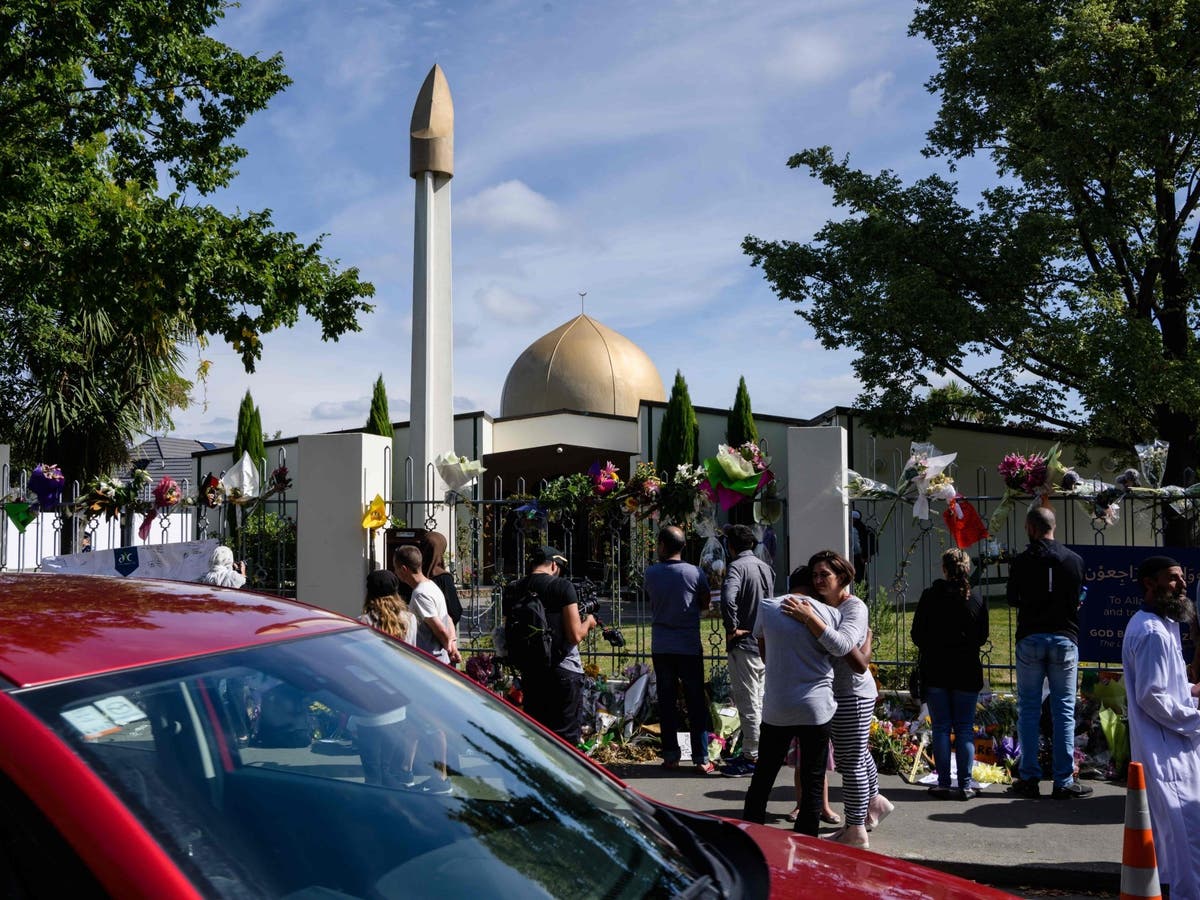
[499,314,666,418]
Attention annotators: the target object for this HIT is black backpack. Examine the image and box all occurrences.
[504,576,557,671]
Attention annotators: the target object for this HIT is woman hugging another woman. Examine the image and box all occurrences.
[790,549,892,849]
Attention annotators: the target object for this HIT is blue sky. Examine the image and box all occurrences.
[170,0,950,444]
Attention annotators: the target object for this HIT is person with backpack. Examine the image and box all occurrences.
[503,545,596,744]
[1006,506,1092,800]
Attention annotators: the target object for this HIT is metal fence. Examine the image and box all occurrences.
[386,455,786,676]
[852,449,1183,690]
[1,450,297,597]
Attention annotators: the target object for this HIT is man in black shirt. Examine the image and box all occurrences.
[504,546,596,744]
[1006,507,1092,799]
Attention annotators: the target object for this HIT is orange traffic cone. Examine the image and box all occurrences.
[1121,761,1161,900]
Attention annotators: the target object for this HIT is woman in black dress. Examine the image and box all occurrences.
[911,548,989,799]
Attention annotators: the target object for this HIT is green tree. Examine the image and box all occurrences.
[744,0,1200,539]
[233,391,265,468]
[365,374,393,438]
[926,380,1004,427]
[656,370,699,473]
[725,376,758,448]
[0,0,374,481]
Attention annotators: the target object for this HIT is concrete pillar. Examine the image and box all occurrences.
[786,426,850,568]
[409,169,454,536]
[296,432,391,617]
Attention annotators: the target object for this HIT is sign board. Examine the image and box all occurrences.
[1072,544,1199,663]
[40,539,218,583]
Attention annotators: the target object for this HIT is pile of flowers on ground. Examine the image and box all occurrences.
[870,685,1127,787]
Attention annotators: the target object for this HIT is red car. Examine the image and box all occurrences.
[0,574,1012,898]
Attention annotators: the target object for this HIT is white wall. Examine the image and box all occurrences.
[492,413,639,454]
[296,432,390,616]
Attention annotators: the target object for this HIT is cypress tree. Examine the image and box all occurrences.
[234,390,266,466]
[725,376,759,448]
[657,370,699,473]
[365,374,393,437]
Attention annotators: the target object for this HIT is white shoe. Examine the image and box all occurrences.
[866,793,894,832]
[827,824,869,849]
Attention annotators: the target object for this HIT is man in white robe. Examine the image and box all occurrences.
[1123,555,1200,900]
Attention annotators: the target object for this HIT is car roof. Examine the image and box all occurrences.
[0,574,357,688]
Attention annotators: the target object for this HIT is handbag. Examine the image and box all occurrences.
[907,654,923,701]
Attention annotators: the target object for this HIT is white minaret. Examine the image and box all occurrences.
[409,65,455,532]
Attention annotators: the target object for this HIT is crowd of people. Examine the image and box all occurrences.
[203,502,1198,896]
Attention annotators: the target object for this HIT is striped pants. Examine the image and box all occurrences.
[831,694,878,825]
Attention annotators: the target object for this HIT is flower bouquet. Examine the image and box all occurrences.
[28,463,65,510]
[619,461,663,519]
[223,451,260,505]
[362,494,388,530]
[588,460,621,495]
[1135,439,1169,489]
[701,442,773,511]
[988,444,1061,534]
[152,476,182,509]
[695,516,726,592]
[201,473,225,508]
[435,451,486,496]
[898,442,957,520]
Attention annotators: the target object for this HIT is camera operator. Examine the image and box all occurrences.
[506,546,596,744]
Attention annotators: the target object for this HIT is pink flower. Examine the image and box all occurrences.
[589,460,620,494]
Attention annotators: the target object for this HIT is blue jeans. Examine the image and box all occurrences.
[925,687,979,790]
[1016,634,1078,787]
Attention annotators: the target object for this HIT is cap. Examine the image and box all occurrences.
[366,569,401,599]
[1137,555,1181,581]
[532,545,568,568]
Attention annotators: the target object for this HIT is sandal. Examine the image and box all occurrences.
[786,807,800,823]
[820,810,842,825]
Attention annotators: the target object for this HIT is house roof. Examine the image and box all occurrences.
[128,437,224,490]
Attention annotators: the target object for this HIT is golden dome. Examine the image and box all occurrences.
[500,314,666,418]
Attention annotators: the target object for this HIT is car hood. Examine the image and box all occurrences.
[739,821,1016,898]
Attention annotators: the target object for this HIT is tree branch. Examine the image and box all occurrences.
[941,363,1078,431]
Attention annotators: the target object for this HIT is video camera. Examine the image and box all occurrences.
[572,579,626,648]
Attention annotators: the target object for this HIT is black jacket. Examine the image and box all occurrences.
[1006,538,1084,643]
[911,579,989,692]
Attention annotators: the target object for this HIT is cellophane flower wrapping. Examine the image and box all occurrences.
[695,516,726,592]
[715,444,756,481]
[29,463,65,509]
[223,451,260,504]
[435,451,486,493]
[1135,439,1169,489]
[362,494,388,530]
[900,443,957,519]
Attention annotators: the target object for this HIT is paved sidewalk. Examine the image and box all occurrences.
[606,761,1124,893]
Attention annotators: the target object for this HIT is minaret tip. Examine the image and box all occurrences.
[410,64,454,178]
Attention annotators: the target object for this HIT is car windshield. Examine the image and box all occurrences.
[18,629,718,899]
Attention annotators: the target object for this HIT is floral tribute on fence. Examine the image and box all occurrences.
[45,451,296,542]
[523,443,778,529]
[846,437,1200,540]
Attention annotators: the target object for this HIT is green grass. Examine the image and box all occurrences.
[465,604,1025,688]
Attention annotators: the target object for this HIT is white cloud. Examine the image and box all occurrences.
[458,180,564,233]
[764,31,852,85]
[474,284,540,323]
[849,72,895,116]
[311,398,370,421]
